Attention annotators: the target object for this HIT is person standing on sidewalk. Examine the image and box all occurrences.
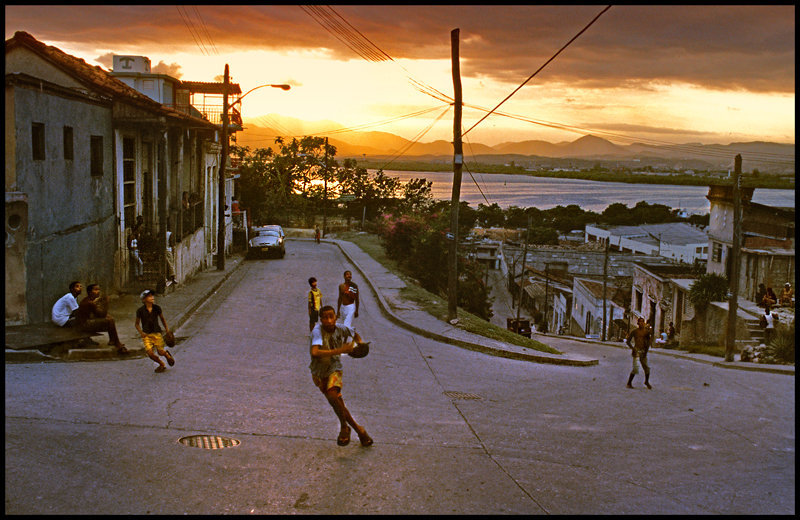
[337,270,359,330]
[626,317,652,389]
[314,224,321,244]
[308,277,323,332]
[135,289,175,373]
[76,284,128,354]
[309,305,373,447]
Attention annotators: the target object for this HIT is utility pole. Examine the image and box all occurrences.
[544,263,550,334]
[323,137,328,237]
[515,216,530,326]
[447,28,463,323]
[602,238,609,341]
[725,154,742,362]
[217,64,229,271]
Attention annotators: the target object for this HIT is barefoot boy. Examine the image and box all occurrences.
[135,289,175,373]
[309,305,372,447]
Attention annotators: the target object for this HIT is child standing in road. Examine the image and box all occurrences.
[135,289,175,373]
[308,277,323,332]
[626,317,652,389]
[309,305,373,447]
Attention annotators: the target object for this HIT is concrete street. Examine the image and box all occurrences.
[5,239,795,514]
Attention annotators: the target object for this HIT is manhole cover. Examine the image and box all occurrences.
[444,391,482,400]
[178,435,240,449]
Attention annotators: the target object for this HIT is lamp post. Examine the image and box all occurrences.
[218,73,290,270]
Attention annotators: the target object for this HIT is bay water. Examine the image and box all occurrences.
[378,169,795,215]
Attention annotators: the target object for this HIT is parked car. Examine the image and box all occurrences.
[248,228,285,258]
[253,224,284,239]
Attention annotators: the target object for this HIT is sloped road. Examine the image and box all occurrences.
[5,241,794,514]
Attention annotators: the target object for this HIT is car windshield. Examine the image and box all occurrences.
[259,231,280,237]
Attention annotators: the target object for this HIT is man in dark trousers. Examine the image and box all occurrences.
[626,317,652,389]
[76,283,128,354]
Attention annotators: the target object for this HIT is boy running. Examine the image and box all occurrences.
[309,305,372,447]
[135,289,175,373]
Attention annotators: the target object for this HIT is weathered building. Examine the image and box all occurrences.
[5,32,221,325]
[585,222,709,264]
[705,184,795,303]
[630,261,699,340]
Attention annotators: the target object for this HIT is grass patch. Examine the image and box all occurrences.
[335,230,560,355]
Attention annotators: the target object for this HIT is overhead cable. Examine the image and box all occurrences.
[462,5,612,138]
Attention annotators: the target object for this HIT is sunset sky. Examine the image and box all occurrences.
[5,5,795,147]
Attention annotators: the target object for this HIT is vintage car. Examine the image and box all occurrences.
[248,227,285,258]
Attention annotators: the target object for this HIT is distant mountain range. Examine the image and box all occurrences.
[238,114,795,174]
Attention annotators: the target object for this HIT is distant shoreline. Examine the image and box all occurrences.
[356,159,795,190]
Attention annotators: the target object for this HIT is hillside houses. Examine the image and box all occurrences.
[5,32,237,325]
[585,222,708,264]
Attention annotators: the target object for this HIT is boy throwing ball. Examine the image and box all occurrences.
[309,305,372,447]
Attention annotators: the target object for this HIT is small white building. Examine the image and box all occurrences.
[571,277,628,340]
[585,222,708,264]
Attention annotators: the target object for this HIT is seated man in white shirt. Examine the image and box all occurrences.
[51,281,83,327]
[654,330,668,346]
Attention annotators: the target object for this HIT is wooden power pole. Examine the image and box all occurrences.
[447,28,463,323]
[602,238,609,341]
[217,64,229,270]
[725,154,742,361]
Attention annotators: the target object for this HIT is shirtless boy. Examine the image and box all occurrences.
[626,317,652,389]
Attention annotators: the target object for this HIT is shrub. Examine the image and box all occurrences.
[762,321,795,364]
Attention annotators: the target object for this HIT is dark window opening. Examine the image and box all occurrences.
[90,135,103,176]
[63,126,74,160]
[32,122,45,160]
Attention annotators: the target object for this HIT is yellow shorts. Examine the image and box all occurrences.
[312,371,343,394]
[142,332,165,353]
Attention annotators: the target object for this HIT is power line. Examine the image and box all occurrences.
[299,5,454,105]
[462,5,612,138]
[192,6,219,55]
[176,6,210,56]
[376,105,452,171]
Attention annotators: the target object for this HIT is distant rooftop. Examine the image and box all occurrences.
[590,222,708,245]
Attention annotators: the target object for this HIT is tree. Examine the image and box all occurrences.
[475,202,505,228]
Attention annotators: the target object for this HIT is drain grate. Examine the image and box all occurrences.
[444,391,482,400]
[178,435,240,449]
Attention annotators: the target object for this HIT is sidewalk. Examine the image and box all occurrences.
[5,255,245,363]
[6,238,794,375]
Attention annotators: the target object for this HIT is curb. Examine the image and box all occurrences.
[542,332,795,376]
[329,239,598,367]
[7,255,247,364]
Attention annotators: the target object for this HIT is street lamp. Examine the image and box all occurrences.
[218,67,291,271]
[233,83,291,105]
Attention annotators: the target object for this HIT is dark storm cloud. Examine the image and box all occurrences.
[5,5,794,93]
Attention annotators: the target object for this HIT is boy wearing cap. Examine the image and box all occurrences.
[135,289,175,373]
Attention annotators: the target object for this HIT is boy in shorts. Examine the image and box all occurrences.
[309,305,372,447]
[135,289,175,373]
[308,277,322,332]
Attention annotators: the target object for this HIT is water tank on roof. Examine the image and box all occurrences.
[113,55,151,73]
